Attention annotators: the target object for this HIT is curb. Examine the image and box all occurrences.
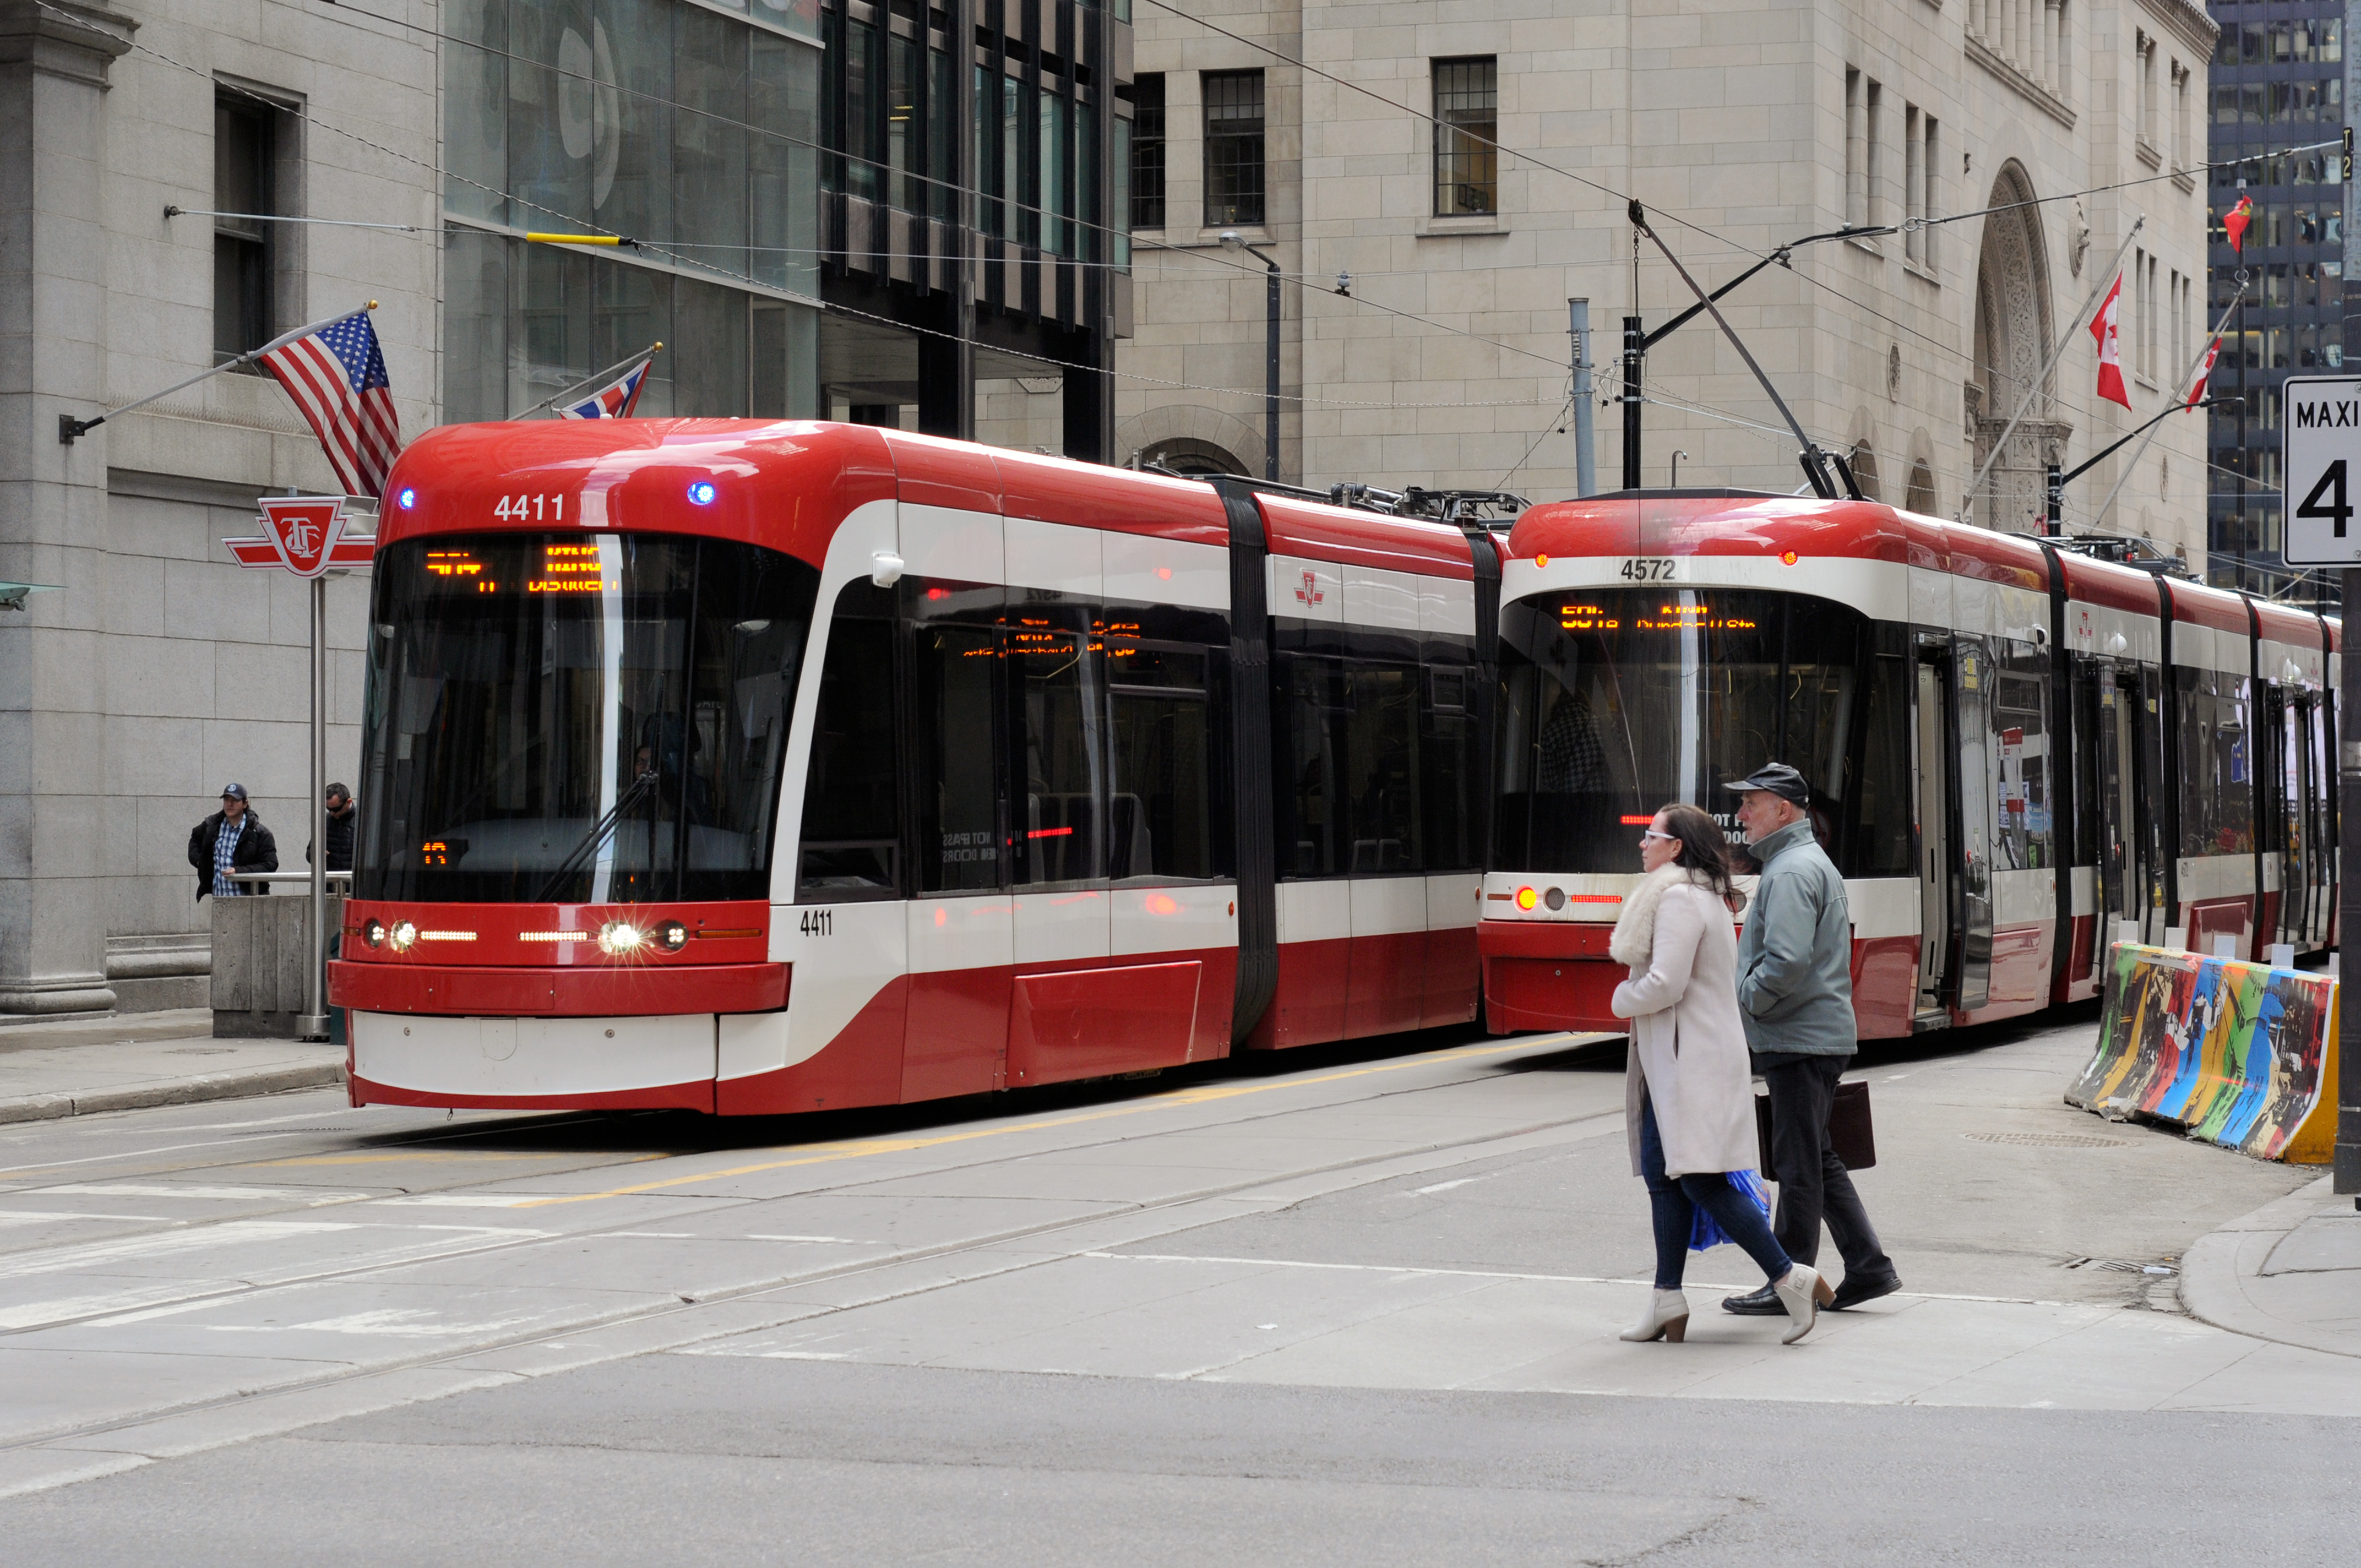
[0,1061,347,1126]
[2178,1174,2361,1360]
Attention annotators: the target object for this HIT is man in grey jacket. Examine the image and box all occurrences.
[1719,763,1901,1317]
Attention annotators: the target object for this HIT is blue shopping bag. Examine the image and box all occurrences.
[1689,1168,1772,1252]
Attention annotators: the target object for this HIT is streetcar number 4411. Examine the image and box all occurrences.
[798,908,834,937]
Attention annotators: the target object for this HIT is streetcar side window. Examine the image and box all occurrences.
[1107,644,1221,881]
[1279,654,1347,875]
[1345,662,1422,872]
[1012,619,1108,886]
[2175,664,2254,856]
[1993,655,2052,872]
[915,622,1005,891]
[1421,657,1483,872]
[1853,654,1914,878]
[796,585,899,897]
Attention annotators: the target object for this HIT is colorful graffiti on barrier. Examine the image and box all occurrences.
[2066,945,2338,1163]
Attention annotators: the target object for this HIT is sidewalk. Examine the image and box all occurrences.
[0,1010,345,1125]
[2182,1174,2361,1359]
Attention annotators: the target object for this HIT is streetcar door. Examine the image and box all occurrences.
[2288,695,2318,944]
[1914,657,1953,1014]
[2095,675,2149,949]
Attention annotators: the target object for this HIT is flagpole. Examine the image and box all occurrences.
[58,302,379,444]
[2090,281,2249,533]
[509,342,663,420]
[1960,217,2146,526]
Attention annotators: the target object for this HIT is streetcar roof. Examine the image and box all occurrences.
[379,420,1475,578]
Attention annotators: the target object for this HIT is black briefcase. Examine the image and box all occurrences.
[1754,1080,1876,1172]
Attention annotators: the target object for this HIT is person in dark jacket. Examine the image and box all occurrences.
[188,783,278,901]
[307,783,356,872]
[1717,762,1901,1319]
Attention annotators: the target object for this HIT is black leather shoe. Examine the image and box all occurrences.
[1721,1283,1785,1315]
[1830,1272,1903,1311]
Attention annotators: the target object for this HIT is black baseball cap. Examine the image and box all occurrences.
[1722,764,1810,807]
[220,783,248,801]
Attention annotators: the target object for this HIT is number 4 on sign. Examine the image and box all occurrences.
[2297,460,2353,538]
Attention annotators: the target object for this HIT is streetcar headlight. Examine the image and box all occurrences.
[598,919,646,955]
[388,920,418,952]
[656,920,688,952]
[686,481,717,506]
[1514,886,1539,911]
[362,919,387,949]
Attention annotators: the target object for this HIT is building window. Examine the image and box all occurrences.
[1843,69,1863,228]
[1863,78,1883,228]
[214,94,281,368]
[1132,73,1165,228]
[1203,69,1264,227]
[1432,57,1497,216]
[441,0,820,422]
[1922,116,1940,272]
[2170,60,2189,170]
[2137,33,2158,149]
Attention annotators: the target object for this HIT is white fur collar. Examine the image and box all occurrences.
[1608,862,1715,968]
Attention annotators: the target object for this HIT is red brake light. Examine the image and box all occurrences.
[1514,886,1539,911]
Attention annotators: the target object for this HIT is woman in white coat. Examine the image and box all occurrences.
[1611,803,1831,1346]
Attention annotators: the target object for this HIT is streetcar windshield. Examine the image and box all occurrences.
[1492,586,1911,878]
[357,533,820,903]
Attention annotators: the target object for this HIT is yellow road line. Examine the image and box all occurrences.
[513,1034,1589,1210]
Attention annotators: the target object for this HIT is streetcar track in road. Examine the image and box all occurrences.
[0,1035,1604,1266]
[0,1039,1617,1462]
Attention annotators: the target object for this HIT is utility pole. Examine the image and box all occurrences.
[1570,298,1596,497]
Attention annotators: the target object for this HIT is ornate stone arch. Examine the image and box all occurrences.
[1115,404,1266,480]
[1846,408,1882,502]
[1905,426,1939,515]
[1969,161,2071,531]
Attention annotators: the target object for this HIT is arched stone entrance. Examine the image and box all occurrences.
[1968,162,2071,531]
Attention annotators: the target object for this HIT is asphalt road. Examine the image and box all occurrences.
[0,1012,2348,1563]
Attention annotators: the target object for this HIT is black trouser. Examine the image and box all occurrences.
[1758,1054,1893,1280]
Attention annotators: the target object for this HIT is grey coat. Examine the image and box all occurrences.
[1610,868,1760,1179]
[1733,817,1856,1057]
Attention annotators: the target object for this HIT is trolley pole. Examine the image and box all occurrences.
[2045,462,2063,536]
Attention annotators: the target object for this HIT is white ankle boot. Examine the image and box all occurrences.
[1772,1264,1834,1344]
[1619,1288,1690,1343]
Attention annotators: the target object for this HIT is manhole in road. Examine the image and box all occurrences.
[1962,1130,2125,1148]
[2064,1256,2179,1275]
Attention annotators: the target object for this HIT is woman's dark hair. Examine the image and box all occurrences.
[1652,802,1736,900]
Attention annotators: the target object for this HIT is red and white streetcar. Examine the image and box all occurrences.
[332,420,1499,1113]
[1481,491,2340,1039]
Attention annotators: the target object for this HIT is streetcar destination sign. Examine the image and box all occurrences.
[2282,375,2361,565]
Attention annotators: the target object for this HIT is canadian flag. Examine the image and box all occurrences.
[2091,273,2131,409]
[2185,335,2222,409]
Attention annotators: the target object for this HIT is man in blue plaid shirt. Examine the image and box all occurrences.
[187,784,278,901]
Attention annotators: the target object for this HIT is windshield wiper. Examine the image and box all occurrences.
[533,767,663,903]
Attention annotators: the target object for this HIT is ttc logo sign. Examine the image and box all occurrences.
[225,496,377,578]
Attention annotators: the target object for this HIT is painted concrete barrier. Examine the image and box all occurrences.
[2066,944,2341,1163]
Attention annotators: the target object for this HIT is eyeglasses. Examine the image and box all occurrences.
[1639,829,1677,844]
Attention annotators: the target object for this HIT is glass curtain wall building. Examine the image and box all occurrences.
[813,0,1131,459]
[442,0,825,422]
[2204,2,2343,605]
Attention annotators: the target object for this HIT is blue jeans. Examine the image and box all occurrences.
[1639,1091,1793,1291]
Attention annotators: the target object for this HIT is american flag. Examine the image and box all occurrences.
[258,309,402,499]
[558,357,653,419]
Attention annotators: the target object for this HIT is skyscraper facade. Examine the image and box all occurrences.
[2204,3,2344,605]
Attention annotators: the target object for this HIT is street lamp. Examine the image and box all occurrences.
[1220,230,1281,480]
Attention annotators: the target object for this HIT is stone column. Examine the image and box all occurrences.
[0,0,133,1014]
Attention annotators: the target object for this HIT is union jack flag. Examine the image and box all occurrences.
[258,309,402,499]
[558,357,654,419]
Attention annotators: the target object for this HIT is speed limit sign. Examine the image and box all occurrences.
[2282,375,2361,565]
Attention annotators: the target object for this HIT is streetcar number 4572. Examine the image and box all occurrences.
[1618,558,1677,581]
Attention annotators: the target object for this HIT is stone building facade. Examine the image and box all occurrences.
[2,0,837,1017]
[1119,0,2217,558]
[2,0,439,1015]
